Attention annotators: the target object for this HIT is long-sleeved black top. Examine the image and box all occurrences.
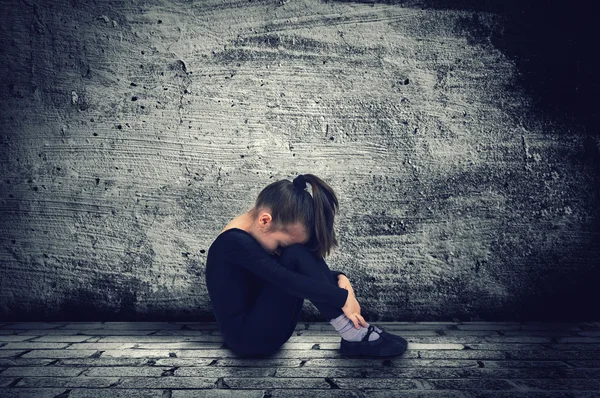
[205,228,349,320]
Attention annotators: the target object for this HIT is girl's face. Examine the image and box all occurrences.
[253,212,309,256]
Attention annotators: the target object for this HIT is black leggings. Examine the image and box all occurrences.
[221,243,345,358]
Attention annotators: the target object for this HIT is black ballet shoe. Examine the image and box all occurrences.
[340,325,407,357]
[372,325,408,351]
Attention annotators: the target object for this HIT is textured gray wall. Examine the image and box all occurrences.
[1,0,599,322]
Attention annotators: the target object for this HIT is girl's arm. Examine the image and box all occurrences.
[223,231,349,308]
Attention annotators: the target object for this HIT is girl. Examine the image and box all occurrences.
[205,173,407,357]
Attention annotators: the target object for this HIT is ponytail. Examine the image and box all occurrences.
[252,173,339,258]
[302,174,339,258]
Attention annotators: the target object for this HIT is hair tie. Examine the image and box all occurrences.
[293,175,307,190]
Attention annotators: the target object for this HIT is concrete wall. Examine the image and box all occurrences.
[1,0,598,322]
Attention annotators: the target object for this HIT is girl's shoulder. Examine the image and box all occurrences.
[208,228,253,259]
[218,227,251,239]
[213,228,255,248]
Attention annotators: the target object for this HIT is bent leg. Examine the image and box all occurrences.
[228,265,304,358]
[226,244,345,357]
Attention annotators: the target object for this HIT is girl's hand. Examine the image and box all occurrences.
[341,288,367,329]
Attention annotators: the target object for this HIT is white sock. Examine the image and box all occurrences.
[329,313,381,341]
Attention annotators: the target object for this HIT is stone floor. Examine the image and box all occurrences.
[0,321,599,397]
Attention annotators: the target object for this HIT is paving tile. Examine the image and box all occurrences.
[389,335,498,343]
[0,351,27,358]
[116,377,216,389]
[501,331,580,337]
[410,343,467,350]
[151,330,216,336]
[20,350,98,358]
[175,323,221,330]
[169,358,300,368]
[566,360,600,368]
[2,324,66,330]
[0,336,37,343]
[305,358,477,367]
[376,324,482,331]
[60,322,183,330]
[272,367,573,379]
[359,392,467,398]
[58,357,212,367]
[100,350,173,358]
[173,390,264,398]
[546,343,600,350]
[16,330,157,336]
[54,323,106,330]
[15,376,119,388]
[558,337,600,343]
[0,388,68,398]
[504,350,600,360]
[29,336,92,343]
[170,349,337,359]
[435,331,500,336]
[56,358,155,367]
[265,390,364,398]
[459,322,521,325]
[330,377,421,389]
[460,343,549,350]
[466,393,598,398]
[83,366,171,377]
[482,337,552,343]
[174,367,275,377]
[110,341,223,350]
[0,366,86,377]
[483,360,569,368]
[268,391,464,398]
[0,359,54,367]
[274,367,457,378]
[519,322,586,331]
[97,335,221,343]
[455,368,575,379]
[65,343,137,350]
[401,350,506,360]
[69,390,166,398]
[455,324,522,331]
[426,378,515,389]
[1,343,70,350]
[512,378,600,390]
[222,377,333,389]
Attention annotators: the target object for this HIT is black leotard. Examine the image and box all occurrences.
[205,228,349,320]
